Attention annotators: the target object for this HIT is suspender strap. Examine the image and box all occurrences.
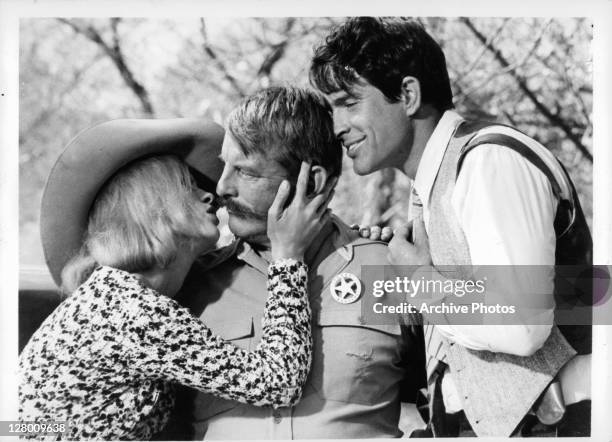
[456,132,577,237]
[457,133,563,199]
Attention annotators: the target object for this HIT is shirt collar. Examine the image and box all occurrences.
[235,215,354,274]
[413,110,464,217]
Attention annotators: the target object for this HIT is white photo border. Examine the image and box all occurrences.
[1,0,610,439]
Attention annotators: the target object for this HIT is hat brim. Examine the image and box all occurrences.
[41,118,225,287]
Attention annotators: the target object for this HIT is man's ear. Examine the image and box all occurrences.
[400,76,421,117]
[309,165,329,195]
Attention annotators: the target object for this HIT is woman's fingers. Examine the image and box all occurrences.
[381,226,394,242]
[310,177,337,214]
[268,180,290,218]
[294,161,311,203]
[320,208,332,224]
[355,224,393,242]
[320,177,338,209]
[369,226,382,241]
[311,188,336,216]
[321,176,338,197]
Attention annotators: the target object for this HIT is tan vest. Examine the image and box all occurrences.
[425,121,578,437]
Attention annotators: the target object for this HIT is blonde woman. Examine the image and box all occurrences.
[19,120,334,440]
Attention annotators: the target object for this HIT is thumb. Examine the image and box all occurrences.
[394,222,412,241]
[268,180,290,217]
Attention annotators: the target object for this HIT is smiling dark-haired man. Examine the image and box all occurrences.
[311,17,592,437]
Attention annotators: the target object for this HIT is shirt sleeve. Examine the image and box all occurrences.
[122,259,312,408]
[433,144,557,355]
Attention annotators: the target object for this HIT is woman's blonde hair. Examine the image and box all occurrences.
[61,155,213,293]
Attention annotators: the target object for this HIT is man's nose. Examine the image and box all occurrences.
[216,167,236,198]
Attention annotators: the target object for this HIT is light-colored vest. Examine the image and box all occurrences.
[425,122,577,437]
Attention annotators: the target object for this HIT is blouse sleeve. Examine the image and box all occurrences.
[122,259,312,408]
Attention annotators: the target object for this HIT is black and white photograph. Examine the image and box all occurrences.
[1,0,611,440]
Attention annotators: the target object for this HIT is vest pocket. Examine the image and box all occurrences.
[308,309,403,406]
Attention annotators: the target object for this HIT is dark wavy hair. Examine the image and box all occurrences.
[227,86,342,180]
[310,17,454,112]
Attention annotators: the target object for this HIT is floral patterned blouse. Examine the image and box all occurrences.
[19,261,311,440]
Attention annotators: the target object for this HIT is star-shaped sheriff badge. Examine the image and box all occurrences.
[329,272,362,304]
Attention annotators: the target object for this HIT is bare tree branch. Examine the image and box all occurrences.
[460,17,592,162]
[107,19,154,116]
[547,23,592,129]
[456,20,551,102]
[452,80,498,120]
[20,52,105,147]
[455,18,509,85]
[515,19,552,66]
[502,110,518,127]
[257,18,295,78]
[57,18,154,116]
[199,19,246,97]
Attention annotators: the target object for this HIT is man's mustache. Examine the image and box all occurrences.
[219,197,267,221]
